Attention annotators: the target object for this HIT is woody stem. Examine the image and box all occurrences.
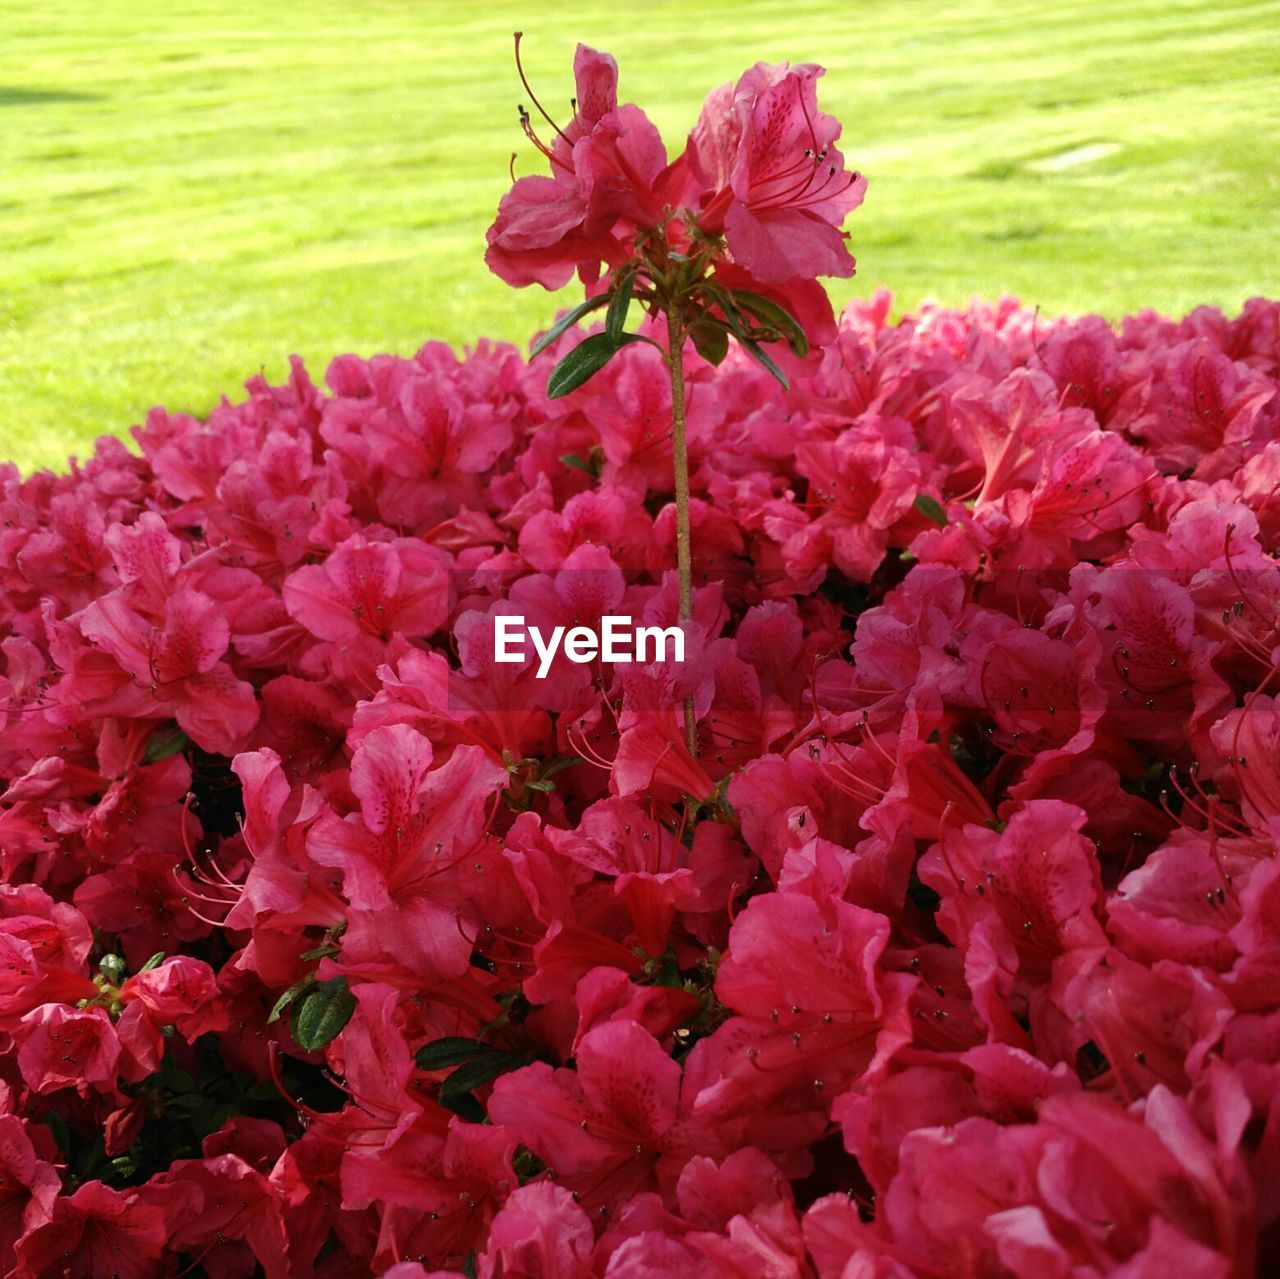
[664,302,699,758]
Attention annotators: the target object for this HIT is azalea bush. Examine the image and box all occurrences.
[1,39,1279,1279]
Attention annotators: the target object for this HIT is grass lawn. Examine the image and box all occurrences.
[2,0,1278,472]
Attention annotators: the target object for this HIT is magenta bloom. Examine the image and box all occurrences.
[485,43,671,289]
[15,1004,121,1097]
[306,725,509,977]
[680,61,867,282]
[488,1020,720,1205]
[11,1181,166,1279]
[66,512,263,756]
[486,42,865,301]
[0,1115,59,1275]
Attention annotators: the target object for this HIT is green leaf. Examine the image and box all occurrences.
[298,941,340,961]
[606,268,637,345]
[547,332,652,398]
[559,451,602,478]
[741,338,790,389]
[698,281,749,334]
[529,295,610,357]
[139,951,166,973]
[688,319,730,366]
[165,1067,197,1095]
[547,333,619,398]
[438,1052,516,1108]
[654,949,682,989]
[290,976,356,1050]
[45,1111,72,1156]
[415,1036,494,1072]
[540,755,583,778]
[697,284,790,387]
[267,973,316,1025]
[144,724,190,763]
[447,1092,486,1123]
[730,290,810,357]
[913,494,949,527]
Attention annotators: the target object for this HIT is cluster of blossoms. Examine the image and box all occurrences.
[0,283,1277,1275]
[486,38,866,351]
[3,38,1280,1279]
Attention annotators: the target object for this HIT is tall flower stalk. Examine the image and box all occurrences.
[486,36,866,762]
[663,298,696,753]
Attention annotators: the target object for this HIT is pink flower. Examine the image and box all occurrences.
[791,416,923,581]
[74,847,214,970]
[477,1181,595,1279]
[919,800,1107,1015]
[282,533,451,650]
[1134,338,1278,479]
[120,954,225,1038]
[345,1119,517,1272]
[700,890,914,1127]
[307,725,509,977]
[320,345,518,533]
[545,798,705,956]
[63,512,265,755]
[0,1115,59,1275]
[486,43,671,289]
[15,1004,121,1097]
[5,254,1280,1273]
[153,1153,291,1278]
[12,1180,166,1279]
[679,61,866,282]
[489,1020,718,1206]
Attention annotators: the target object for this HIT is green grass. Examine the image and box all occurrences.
[2,0,1278,472]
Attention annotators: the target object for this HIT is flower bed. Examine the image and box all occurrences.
[0,285,1277,1276]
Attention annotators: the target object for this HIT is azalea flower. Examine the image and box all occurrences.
[678,60,867,283]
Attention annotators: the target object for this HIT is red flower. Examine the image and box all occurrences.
[702,890,914,1124]
[477,1182,594,1279]
[0,1115,59,1275]
[12,1181,166,1279]
[489,1020,719,1206]
[679,61,866,282]
[486,43,671,289]
[307,725,509,978]
[15,1004,121,1098]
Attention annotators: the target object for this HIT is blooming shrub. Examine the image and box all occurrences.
[4,34,1280,1279]
[0,286,1277,1277]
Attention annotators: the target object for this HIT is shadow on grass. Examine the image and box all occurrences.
[0,86,103,107]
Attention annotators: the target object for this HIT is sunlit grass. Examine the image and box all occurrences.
[2,0,1278,470]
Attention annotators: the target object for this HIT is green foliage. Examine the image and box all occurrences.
[547,331,655,397]
[559,449,603,477]
[44,1036,342,1189]
[606,266,638,344]
[529,294,610,356]
[290,975,356,1050]
[415,1035,534,1120]
[730,291,809,357]
[913,494,949,526]
[144,725,190,763]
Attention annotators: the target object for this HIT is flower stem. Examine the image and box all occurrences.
[665,304,699,758]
